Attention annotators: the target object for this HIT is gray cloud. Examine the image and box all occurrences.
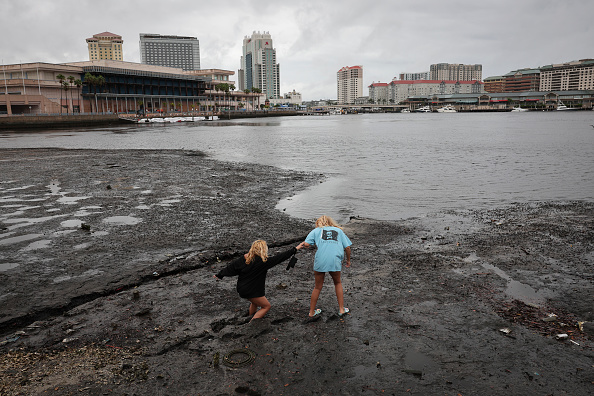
[2,0,592,100]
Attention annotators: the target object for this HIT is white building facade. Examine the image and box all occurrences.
[389,80,485,103]
[337,65,363,104]
[399,72,430,81]
[430,63,482,82]
[539,59,594,91]
[368,83,389,103]
[139,34,201,71]
[238,31,280,99]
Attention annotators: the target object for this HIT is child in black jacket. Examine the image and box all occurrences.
[214,239,304,320]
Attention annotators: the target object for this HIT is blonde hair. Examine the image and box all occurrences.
[245,239,268,265]
[315,215,341,229]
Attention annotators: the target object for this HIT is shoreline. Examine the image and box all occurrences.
[1,148,592,395]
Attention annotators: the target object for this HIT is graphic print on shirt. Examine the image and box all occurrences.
[322,229,339,241]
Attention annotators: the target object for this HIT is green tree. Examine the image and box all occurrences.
[56,74,66,114]
[74,79,83,113]
[61,81,70,114]
[67,76,75,113]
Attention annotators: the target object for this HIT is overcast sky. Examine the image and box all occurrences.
[2,0,593,100]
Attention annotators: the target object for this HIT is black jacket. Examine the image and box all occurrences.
[216,247,296,299]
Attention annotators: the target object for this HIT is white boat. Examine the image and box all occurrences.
[436,105,457,113]
[556,101,577,111]
[511,106,529,112]
[414,105,431,113]
[401,108,411,113]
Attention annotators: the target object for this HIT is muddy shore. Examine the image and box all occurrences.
[1,148,592,395]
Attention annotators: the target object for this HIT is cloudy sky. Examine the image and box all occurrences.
[2,0,593,100]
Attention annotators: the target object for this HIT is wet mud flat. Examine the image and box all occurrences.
[1,148,593,395]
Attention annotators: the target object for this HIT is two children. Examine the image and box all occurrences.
[214,216,352,321]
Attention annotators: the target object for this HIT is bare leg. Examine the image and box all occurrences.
[249,302,258,316]
[329,271,346,314]
[248,296,271,320]
[309,271,325,316]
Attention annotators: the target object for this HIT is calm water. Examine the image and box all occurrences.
[1,112,593,222]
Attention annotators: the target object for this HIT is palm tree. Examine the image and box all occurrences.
[61,81,70,114]
[229,84,236,110]
[74,79,83,113]
[56,74,66,114]
[251,87,262,110]
[68,76,75,113]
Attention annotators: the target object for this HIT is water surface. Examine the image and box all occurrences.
[2,112,593,222]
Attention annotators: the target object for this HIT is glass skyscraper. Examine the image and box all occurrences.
[238,31,280,99]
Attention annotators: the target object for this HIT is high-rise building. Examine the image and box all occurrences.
[86,32,123,61]
[399,72,430,81]
[337,66,363,104]
[238,31,280,99]
[139,33,201,71]
[430,63,482,81]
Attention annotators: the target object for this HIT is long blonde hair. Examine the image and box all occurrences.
[315,215,342,229]
[245,239,268,265]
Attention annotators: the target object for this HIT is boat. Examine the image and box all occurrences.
[511,106,529,112]
[556,101,578,111]
[414,105,431,113]
[436,105,457,113]
[401,108,411,113]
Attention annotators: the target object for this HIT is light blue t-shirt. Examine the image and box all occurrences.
[305,226,352,272]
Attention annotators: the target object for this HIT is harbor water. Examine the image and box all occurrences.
[1,111,593,223]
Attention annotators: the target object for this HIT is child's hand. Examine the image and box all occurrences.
[213,275,220,280]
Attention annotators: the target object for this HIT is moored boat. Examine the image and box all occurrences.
[436,105,457,113]
[414,105,431,113]
[511,106,529,112]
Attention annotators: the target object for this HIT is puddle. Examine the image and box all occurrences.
[141,190,152,194]
[61,219,84,228]
[53,229,76,237]
[91,231,109,237]
[0,263,20,272]
[136,204,151,210]
[53,268,102,283]
[0,233,43,246]
[21,239,52,251]
[158,199,181,206]
[481,263,557,304]
[47,181,61,195]
[403,349,434,377]
[6,185,36,191]
[102,216,142,225]
[57,195,91,205]
[4,214,68,230]
[74,242,92,250]
[53,275,72,283]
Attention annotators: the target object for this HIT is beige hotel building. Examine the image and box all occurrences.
[86,32,124,61]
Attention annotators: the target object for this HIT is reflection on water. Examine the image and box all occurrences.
[2,112,593,221]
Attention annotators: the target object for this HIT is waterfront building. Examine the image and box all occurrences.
[0,60,267,115]
[484,76,505,93]
[269,89,302,107]
[86,32,123,61]
[337,66,363,104]
[139,34,201,71]
[399,72,430,81]
[430,63,482,82]
[368,82,389,104]
[502,69,541,93]
[540,59,594,91]
[389,79,484,104]
[238,31,280,99]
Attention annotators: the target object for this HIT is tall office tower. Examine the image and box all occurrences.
[139,33,201,71]
[86,32,123,61]
[238,31,280,99]
[337,66,363,104]
[430,63,482,81]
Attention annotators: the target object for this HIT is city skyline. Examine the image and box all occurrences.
[2,0,593,101]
